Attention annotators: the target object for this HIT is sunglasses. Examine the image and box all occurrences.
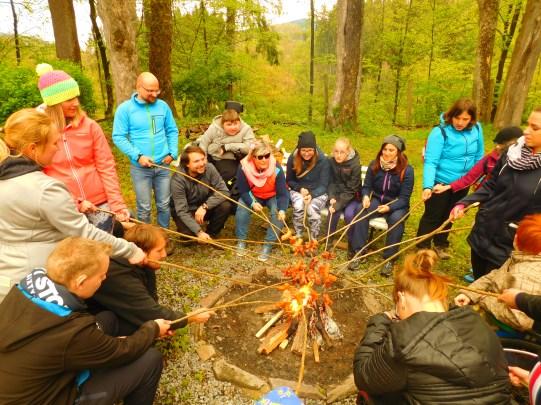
[255,153,271,160]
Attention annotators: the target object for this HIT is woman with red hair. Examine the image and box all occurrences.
[354,250,510,404]
[455,214,541,331]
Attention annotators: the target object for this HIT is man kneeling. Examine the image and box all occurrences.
[0,237,171,405]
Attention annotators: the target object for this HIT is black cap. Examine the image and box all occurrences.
[493,126,522,144]
[382,134,406,152]
[297,131,317,149]
[225,100,244,113]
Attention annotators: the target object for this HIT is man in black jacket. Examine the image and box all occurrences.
[170,145,233,241]
[90,224,214,335]
[0,237,171,405]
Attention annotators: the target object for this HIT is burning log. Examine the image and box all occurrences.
[279,339,289,349]
[255,310,284,338]
[290,315,306,355]
[257,320,292,355]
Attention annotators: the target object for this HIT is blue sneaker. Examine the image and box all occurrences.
[463,269,474,283]
[258,244,272,262]
[236,241,247,257]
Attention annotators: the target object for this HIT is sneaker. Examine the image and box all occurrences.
[434,247,451,260]
[464,273,475,283]
[380,261,394,277]
[258,244,272,262]
[236,241,247,257]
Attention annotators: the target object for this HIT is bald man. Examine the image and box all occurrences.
[112,72,178,228]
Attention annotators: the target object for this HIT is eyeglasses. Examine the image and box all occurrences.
[142,86,161,95]
[333,150,347,155]
[255,153,271,160]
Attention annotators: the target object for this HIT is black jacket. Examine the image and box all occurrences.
[460,152,541,267]
[328,150,362,212]
[362,161,414,212]
[286,147,330,198]
[170,163,230,234]
[0,286,158,405]
[354,307,510,404]
[90,258,187,331]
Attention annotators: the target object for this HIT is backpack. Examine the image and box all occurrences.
[422,123,480,162]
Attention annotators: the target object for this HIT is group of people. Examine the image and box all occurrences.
[1,60,541,403]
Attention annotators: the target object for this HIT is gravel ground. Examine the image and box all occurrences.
[153,221,360,404]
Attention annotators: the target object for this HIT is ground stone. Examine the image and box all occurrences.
[213,358,270,391]
[326,374,357,403]
[269,377,326,400]
[361,290,386,316]
[196,342,217,362]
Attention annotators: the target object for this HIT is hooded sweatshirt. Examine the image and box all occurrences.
[196,115,255,160]
[0,156,138,303]
[423,114,484,189]
[0,268,158,405]
[328,149,362,212]
[286,147,330,198]
[112,93,179,166]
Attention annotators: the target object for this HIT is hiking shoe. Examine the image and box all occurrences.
[258,244,272,262]
[380,261,394,277]
[236,241,247,257]
[434,247,451,260]
[464,273,475,283]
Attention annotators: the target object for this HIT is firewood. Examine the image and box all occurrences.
[254,303,281,314]
[255,309,284,338]
[257,321,291,355]
[290,316,306,355]
[279,339,289,350]
[313,340,320,363]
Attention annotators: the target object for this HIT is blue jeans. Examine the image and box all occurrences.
[235,197,281,242]
[130,164,171,228]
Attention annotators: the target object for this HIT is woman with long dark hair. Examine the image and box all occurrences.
[347,135,414,275]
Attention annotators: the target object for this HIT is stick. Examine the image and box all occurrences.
[302,200,311,242]
[260,210,285,253]
[449,283,500,298]
[324,201,335,252]
[295,308,308,395]
[255,309,285,338]
[313,340,320,363]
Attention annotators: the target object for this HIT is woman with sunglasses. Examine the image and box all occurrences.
[36,63,129,235]
[235,140,289,262]
[286,131,330,239]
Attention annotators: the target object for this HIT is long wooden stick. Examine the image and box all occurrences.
[170,300,276,325]
[449,283,500,298]
[151,162,284,236]
[260,210,285,253]
[295,308,308,395]
[324,201,335,252]
[302,201,311,242]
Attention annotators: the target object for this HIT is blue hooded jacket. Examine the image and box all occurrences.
[286,147,330,198]
[423,114,484,189]
[112,93,179,166]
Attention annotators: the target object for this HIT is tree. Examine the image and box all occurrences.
[47,0,81,64]
[148,0,178,117]
[89,0,113,117]
[97,0,139,106]
[308,0,315,122]
[327,0,363,128]
[9,0,20,65]
[493,0,541,128]
[472,0,499,122]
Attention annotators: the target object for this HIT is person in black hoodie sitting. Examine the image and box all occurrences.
[353,249,510,405]
[89,223,214,335]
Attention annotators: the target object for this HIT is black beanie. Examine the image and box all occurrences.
[493,126,522,144]
[225,100,244,113]
[297,131,317,149]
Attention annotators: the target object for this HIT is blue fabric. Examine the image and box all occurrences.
[362,162,414,212]
[130,164,171,228]
[423,114,484,189]
[328,199,359,234]
[112,93,178,165]
[235,196,281,242]
[255,386,302,405]
[286,147,330,198]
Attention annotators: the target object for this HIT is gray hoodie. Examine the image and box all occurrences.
[196,115,255,160]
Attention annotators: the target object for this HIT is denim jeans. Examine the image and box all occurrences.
[130,164,171,228]
[235,197,281,242]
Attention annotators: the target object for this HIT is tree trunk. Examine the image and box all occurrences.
[149,0,178,117]
[374,0,385,103]
[225,4,236,99]
[97,0,139,106]
[47,0,81,64]
[392,0,414,125]
[491,0,523,120]
[427,0,436,80]
[9,0,21,65]
[89,0,113,117]
[308,0,315,123]
[473,0,499,122]
[494,0,541,128]
[327,0,364,128]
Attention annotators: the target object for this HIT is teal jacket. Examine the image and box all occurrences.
[112,93,179,166]
[423,114,484,189]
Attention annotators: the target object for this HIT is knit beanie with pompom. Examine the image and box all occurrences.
[36,63,80,106]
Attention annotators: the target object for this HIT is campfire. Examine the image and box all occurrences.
[254,252,342,362]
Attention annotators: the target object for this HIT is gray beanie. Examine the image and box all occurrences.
[382,134,406,152]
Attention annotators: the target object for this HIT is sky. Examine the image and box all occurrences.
[1,0,337,48]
